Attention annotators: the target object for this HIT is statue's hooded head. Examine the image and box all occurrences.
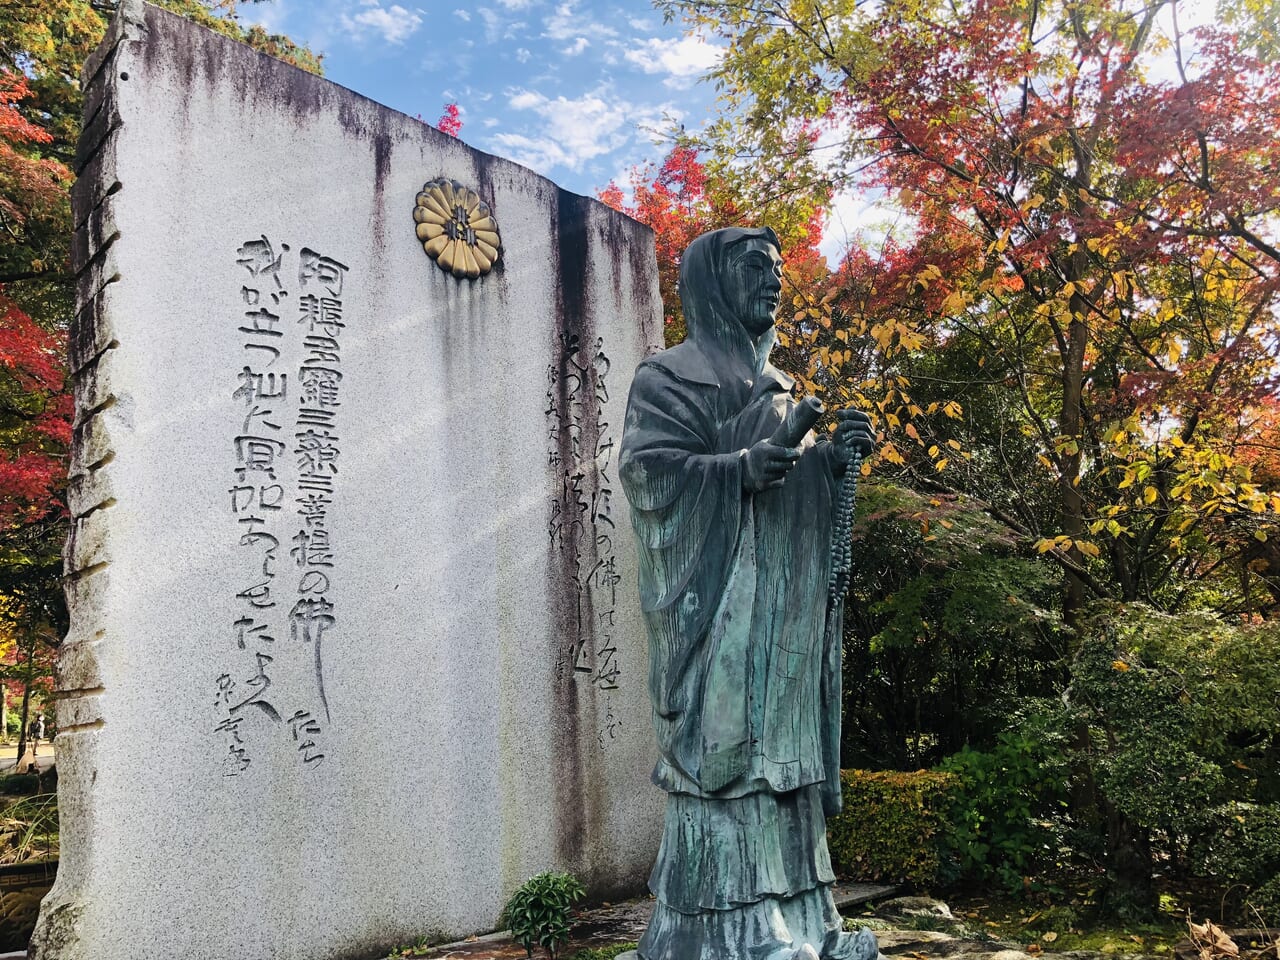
[678,226,783,388]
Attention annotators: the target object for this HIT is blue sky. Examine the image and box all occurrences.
[239,0,1221,264]
[243,0,721,197]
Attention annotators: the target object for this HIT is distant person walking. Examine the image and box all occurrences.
[28,716,44,756]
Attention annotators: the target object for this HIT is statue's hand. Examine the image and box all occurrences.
[833,408,875,464]
[742,439,801,492]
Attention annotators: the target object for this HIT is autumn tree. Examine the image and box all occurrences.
[0,68,73,738]
[665,0,1280,615]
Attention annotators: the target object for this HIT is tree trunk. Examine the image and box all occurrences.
[14,639,35,771]
[1100,800,1156,922]
[1060,308,1089,633]
[15,681,31,772]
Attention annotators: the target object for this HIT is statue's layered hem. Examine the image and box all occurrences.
[649,785,835,912]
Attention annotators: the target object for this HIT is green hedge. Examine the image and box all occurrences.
[826,769,962,888]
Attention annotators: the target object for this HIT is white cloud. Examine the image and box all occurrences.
[516,47,532,62]
[819,186,910,265]
[453,8,471,20]
[543,1,616,42]
[342,3,423,44]
[508,90,544,110]
[494,88,633,174]
[476,6,527,42]
[562,37,590,55]
[241,0,292,34]
[496,0,538,8]
[624,34,722,88]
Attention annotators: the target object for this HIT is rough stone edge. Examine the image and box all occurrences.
[28,4,146,958]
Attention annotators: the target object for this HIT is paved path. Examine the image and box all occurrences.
[0,745,55,776]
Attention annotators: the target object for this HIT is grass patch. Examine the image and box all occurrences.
[0,793,58,864]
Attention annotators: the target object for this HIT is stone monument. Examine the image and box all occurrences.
[34,3,664,958]
[618,228,880,960]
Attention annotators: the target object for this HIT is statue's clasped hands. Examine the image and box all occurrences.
[742,439,801,492]
[832,408,875,465]
[742,407,875,492]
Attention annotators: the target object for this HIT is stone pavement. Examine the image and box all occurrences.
[0,882,898,960]
[424,883,899,960]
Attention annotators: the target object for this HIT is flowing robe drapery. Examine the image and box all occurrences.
[621,347,844,811]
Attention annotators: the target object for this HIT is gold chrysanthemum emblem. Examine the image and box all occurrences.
[413,179,500,279]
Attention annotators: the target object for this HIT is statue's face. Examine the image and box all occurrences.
[725,238,784,337]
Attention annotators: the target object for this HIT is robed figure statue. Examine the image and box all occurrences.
[619,227,881,960]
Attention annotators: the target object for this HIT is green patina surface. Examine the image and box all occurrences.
[618,228,876,960]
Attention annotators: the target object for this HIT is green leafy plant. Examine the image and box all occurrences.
[1058,607,1280,920]
[1189,802,1280,919]
[500,871,586,960]
[937,725,1068,893]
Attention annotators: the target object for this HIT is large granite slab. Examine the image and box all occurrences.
[34,3,664,958]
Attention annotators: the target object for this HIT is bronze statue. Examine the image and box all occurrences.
[620,227,880,960]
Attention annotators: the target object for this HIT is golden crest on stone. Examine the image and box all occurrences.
[413,179,500,279]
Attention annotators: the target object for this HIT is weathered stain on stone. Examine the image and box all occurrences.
[68,296,118,377]
[596,216,634,315]
[630,219,664,352]
[548,188,594,872]
[373,130,392,195]
[73,87,120,177]
[71,140,121,231]
[28,897,85,960]
[471,152,506,279]
[80,45,119,136]
[69,71,122,386]
[372,127,392,249]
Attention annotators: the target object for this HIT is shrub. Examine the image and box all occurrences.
[500,871,586,960]
[936,726,1068,892]
[1189,802,1280,917]
[827,769,962,887]
[841,483,1063,771]
[1057,607,1280,921]
[1247,875,1280,921]
[0,774,39,796]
